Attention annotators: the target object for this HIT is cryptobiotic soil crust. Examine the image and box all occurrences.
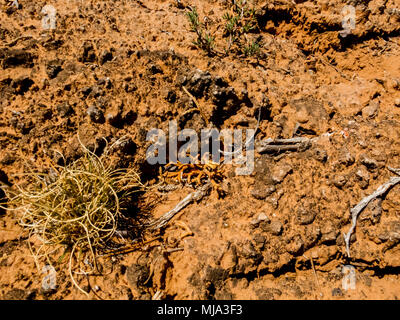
[1,0,400,300]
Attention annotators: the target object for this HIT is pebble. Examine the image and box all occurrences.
[338,148,355,166]
[87,105,105,123]
[250,184,276,200]
[395,98,400,107]
[314,148,327,162]
[362,101,379,119]
[99,50,113,65]
[333,174,348,188]
[0,48,34,68]
[185,69,212,97]
[126,264,150,290]
[296,207,316,225]
[271,163,293,184]
[269,221,283,236]
[46,60,63,79]
[355,167,370,189]
[250,212,270,226]
[321,223,338,244]
[359,153,378,170]
[286,236,304,255]
[56,102,74,117]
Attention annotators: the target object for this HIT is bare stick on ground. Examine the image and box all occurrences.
[256,137,311,154]
[344,169,400,257]
[147,182,212,230]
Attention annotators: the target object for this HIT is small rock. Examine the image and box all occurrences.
[271,163,293,184]
[93,285,101,292]
[296,206,316,225]
[0,48,34,68]
[303,225,321,249]
[250,212,270,226]
[321,223,338,244]
[355,167,370,189]
[184,69,212,97]
[395,98,400,107]
[57,102,74,117]
[362,101,379,119]
[338,148,355,166]
[256,287,282,300]
[88,85,105,99]
[269,220,283,236]
[46,60,63,79]
[87,105,105,123]
[99,50,113,65]
[97,77,112,89]
[333,174,348,188]
[253,234,266,250]
[286,236,304,255]
[220,245,238,270]
[126,264,150,290]
[113,136,136,155]
[250,184,275,200]
[314,148,327,162]
[359,153,378,170]
[377,221,400,243]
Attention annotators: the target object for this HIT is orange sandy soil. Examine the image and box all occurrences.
[1,0,400,300]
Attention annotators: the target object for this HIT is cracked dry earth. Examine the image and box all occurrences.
[1,0,400,300]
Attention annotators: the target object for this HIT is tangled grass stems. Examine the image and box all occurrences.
[1,144,143,296]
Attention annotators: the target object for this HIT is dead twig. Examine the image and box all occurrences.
[146,183,212,229]
[182,86,209,126]
[256,137,311,154]
[344,169,400,257]
[309,256,321,298]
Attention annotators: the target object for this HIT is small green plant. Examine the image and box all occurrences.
[242,39,261,57]
[186,2,261,58]
[186,6,215,55]
[1,138,143,295]
[223,0,259,56]
[187,6,201,32]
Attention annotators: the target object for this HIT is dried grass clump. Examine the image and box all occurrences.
[1,143,143,295]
